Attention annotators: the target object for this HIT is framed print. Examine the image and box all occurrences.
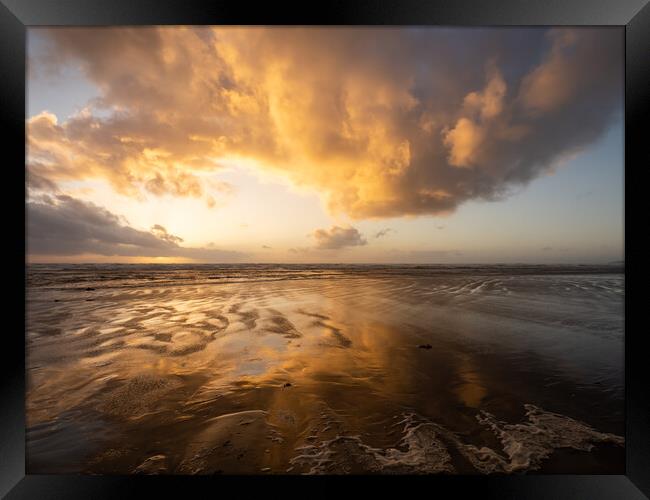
[1,0,648,498]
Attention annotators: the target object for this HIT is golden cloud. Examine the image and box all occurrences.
[28,27,622,218]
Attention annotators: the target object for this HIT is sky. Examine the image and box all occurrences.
[26,27,624,264]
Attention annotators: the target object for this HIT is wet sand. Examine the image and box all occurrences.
[26,264,624,474]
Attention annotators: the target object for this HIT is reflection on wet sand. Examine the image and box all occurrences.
[26,265,624,474]
[454,354,487,409]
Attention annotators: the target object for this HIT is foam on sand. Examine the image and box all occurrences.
[290,414,454,474]
[288,405,624,475]
[458,404,625,473]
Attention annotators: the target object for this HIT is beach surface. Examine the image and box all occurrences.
[26,264,625,474]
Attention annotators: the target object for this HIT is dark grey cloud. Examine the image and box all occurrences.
[374,228,393,239]
[27,168,60,192]
[312,226,367,250]
[27,194,244,261]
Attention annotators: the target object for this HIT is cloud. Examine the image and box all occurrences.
[463,62,507,120]
[27,169,60,192]
[151,224,183,244]
[374,228,393,239]
[27,194,243,261]
[520,30,582,114]
[29,27,622,219]
[443,117,486,168]
[312,226,367,250]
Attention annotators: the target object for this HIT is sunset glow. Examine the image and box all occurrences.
[27,27,623,263]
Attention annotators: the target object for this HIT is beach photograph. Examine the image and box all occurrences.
[26,27,624,475]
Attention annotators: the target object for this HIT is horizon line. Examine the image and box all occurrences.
[25,261,625,266]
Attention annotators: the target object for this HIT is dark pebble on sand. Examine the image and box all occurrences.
[418,344,433,349]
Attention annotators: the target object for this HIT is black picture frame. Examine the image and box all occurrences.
[2,0,647,497]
